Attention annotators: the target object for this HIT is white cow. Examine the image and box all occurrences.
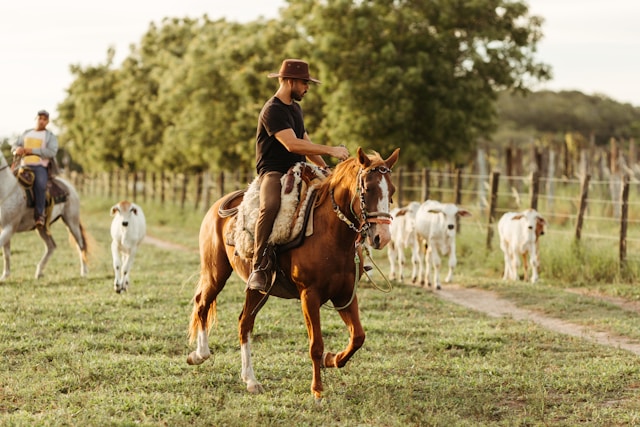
[498,209,546,283]
[110,200,146,293]
[387,201,423,283]
[414,200,472,289]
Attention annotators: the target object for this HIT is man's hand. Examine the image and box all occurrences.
[332,145,349,161]
[14,147,32,156]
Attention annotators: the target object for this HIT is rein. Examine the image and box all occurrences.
[325,165,394,311]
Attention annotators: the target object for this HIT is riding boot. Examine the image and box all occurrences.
[247,244,275,294]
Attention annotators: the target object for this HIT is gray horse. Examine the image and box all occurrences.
[0,154,88,280]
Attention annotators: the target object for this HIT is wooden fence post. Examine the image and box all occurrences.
[396,167,404,208]
[575,174,590,241]
[530,171,539,210]
[620,174,629,266]
[421,168,430,202]
[486,171,500,250]
[454,168,462,231]
[218,171,225,200]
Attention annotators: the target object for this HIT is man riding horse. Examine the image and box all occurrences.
[248,59,349,294]
[11,109,58,228]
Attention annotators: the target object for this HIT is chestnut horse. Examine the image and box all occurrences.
[187,147,400,401]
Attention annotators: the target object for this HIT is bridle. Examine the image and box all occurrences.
[330,164,393,242]
[326,163,394,311]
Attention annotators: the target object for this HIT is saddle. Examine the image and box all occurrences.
[13,167,69,228]
[225,162,329,260]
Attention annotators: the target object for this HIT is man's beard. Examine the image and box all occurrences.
[291,89,305,102]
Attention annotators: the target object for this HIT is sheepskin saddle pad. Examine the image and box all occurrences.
[232,162,329,260]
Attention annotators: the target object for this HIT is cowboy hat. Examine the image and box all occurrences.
[267,59,320,84]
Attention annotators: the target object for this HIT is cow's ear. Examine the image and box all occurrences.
[132,207,138,215]
[111,205,119,216]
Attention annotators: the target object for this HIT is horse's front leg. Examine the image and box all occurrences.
[35,228,56,279]
[300,290,325,401]
[239,290,266,394]
[322,297,365,370]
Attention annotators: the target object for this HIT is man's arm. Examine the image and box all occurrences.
[275,129,349,162]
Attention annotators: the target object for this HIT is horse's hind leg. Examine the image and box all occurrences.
[186,260,232,366]
[63,218,88,277]
[0,241,11,281]
[35,228,56,279]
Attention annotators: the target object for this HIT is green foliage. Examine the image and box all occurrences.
[56,0,550,173]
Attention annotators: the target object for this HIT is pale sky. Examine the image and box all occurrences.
[1,0,638,138]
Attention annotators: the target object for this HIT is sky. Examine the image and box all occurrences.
[1,0,638,138]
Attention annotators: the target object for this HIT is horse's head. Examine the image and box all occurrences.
[356,147,400,249]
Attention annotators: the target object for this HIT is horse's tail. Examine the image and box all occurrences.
[188,275,218,344]
[69,220,91,265]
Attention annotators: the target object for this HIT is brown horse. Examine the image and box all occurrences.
[187,147,400,401]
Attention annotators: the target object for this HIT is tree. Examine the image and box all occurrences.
[285,0,551,167]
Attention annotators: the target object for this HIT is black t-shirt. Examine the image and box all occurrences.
[255,96,306,175]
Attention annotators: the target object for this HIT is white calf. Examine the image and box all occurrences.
[387,201,423,283]
[110,201,146,293]
[498,209,546,283]
[414,200,472,289]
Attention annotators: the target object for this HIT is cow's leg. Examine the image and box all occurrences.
[431,248,442,290]
[34,228,56,279]
[239,291,266,394]
[111,241,123,292]
[445,242,457,283]
[410,237,421,283]
[424,246,432,287]
[387,243,397,280]
[120,247,138,292]
[530,250,539,283]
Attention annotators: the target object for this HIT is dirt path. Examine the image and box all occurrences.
[437,285,640,356]
[143,235,640,356]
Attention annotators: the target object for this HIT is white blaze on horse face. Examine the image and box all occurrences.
[368,176,392,249]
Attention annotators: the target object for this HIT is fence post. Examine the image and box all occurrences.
[486,171,500,250]
[575,174,590,241]
[218,171,225,200]
[396,167,404,207]
[454,168,462,231]
[620,174,629,266]
[530,171,539,210]
[421,168,430,202]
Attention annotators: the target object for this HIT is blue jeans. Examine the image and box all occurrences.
[27,165,48,218]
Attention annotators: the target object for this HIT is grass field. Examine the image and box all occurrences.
[1,197,640,426]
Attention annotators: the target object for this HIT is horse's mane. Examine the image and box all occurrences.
[315,150,385,205]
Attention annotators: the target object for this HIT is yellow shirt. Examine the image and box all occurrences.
[22,130,47,166]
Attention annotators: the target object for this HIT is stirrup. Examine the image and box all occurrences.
[247,269,271,294]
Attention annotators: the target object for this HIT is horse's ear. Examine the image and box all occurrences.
[385,148,400,169]
[356,147,371,168]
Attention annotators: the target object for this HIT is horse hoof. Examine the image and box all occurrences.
[186,351,210,365]
[247,382,264,394]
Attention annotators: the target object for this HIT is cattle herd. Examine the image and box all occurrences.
[387,200,546,287]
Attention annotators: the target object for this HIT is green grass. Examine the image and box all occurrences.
[1,197,640,426]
